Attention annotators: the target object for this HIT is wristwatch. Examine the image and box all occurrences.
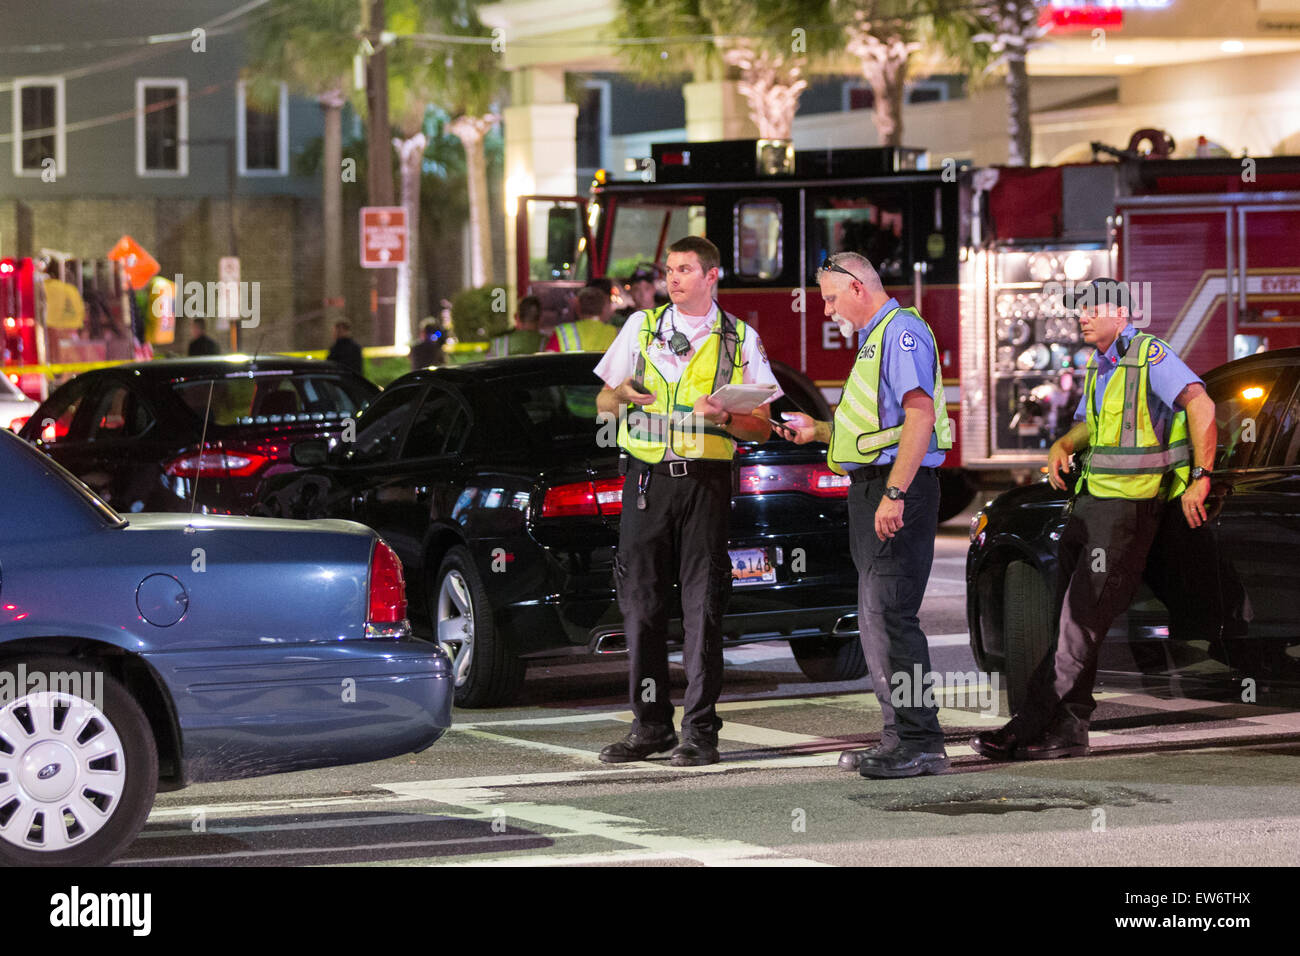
[1189,466,1211,482]
[885,485,906,501]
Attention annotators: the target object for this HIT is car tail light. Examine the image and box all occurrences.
[737,463,851,498]
[541,477,624,517]
[164,444,271,479]
[8,415,29,432]
[366,539,408,638]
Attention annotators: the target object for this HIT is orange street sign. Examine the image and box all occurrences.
[107,235,161,289]
[360,207,407,267]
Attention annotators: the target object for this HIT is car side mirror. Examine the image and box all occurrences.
[291,438,329,467]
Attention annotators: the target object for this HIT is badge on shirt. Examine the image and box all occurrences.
[1147,339,1167,366]
[899,330,918,352]
[860,342,876,360]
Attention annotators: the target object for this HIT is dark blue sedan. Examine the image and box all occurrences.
[0,427,453,866]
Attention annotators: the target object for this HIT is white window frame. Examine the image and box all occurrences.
[12,77,66,178]
[576,79,611,176]
[136,77,188,177]
[236,80,289,176]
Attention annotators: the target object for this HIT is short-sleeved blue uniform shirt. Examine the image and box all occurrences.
[1074,323,1202,442]
[842,297,947,469]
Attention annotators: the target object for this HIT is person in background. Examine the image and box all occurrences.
[546,286,618,353]
[327,320,364,376]
[410,320,446,369]
[187,317,221,357]
[490,296,544,357]
[615,266,661,327]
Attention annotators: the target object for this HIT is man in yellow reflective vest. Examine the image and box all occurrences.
[545,286,618,353]
[783,252,954,778]
[973,278,1217,761]
[593,236,780,767]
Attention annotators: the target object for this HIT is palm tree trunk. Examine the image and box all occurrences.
[1006,52,1031,166]
[319,91,345,346]
[448,115,496,288]
[393,132,427,345]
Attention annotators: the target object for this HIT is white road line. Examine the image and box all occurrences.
[455,728,607,763]
[399,789,830,867]
[136,813,453,839]
[118,832,578,865]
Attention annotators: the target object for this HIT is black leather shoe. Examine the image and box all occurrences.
[1020,727,1089,760]
[970,723,1029,761]
[599,728,678,763]
[669,739,720,767]
[858,747,949,778]
[838,742,897,771]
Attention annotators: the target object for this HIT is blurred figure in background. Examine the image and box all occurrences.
[546,286,618,353]
[187,317,221,356]
[490,296,543,357]
[410,319,446,369]
[327,320,364,375]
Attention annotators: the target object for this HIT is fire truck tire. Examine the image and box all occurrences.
[1002,561,1056,714]
[790,634,868,683]
[937,470,978,524]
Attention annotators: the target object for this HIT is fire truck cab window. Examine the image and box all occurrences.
[811,195,907,285]
[606,202,704,278]
[734,200,782,280]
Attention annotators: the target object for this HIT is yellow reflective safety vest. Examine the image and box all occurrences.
[828,306,953,476]
[1078,332,1191,500]
[555,318,617,353]
[617,304,748,463]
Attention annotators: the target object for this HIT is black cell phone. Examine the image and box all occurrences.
[628,378,650,395]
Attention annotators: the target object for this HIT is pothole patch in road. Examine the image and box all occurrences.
[849,784,1171,816]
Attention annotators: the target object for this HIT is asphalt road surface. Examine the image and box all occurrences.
[125,515,1300,867]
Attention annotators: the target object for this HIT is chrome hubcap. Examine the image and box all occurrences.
[0,693,126,852]
[437,570,475,687]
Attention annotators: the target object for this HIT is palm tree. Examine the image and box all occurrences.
[405,0,503,291]
[832,0,953,147]
[967,0,1049,165]
[616,0,837,141]
[244,0,361,346]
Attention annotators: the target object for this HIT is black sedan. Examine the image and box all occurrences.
[968,347,1300,710]
[18,356,378,515]
[255,353,865,707]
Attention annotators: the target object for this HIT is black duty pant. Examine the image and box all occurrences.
[1015,492,1164,737]
[614,460,732,743]
[848,467,944,751]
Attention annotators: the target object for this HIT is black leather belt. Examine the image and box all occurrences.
[643,459,732,478]
[847,465,937,484]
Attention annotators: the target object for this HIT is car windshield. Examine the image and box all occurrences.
[171,371,369,427]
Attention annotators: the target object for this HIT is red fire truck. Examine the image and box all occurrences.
[515,137,1300,519]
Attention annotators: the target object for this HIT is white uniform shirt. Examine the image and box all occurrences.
[594,303,782,460]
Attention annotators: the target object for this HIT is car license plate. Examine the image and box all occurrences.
[729,547,775,587]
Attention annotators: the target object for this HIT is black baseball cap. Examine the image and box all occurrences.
[1064,277,1131,311]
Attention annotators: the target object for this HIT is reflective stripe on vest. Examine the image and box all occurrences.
[616,304,747,462]
[1079,332,1190,500]
[827,307,953,475]
[556,322,581,352]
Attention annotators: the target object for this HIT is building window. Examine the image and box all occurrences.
[575,79,610,180]
[237,81,288,176]
[136,78,188,177]
[12,78,65,177]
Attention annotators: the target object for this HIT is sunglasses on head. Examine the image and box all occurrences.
[818,255,866,285]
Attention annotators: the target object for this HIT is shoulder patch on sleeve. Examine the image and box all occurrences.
[756,336,768,363]
[899,330,918,352]
[1147,339,1168,365]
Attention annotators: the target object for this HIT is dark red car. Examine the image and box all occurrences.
[19,356,378,514]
